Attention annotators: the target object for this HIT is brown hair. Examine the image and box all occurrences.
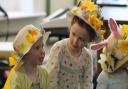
[71,16,97,41]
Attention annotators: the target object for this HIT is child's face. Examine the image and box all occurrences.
[69,22,90,50]
[26,37,45,65]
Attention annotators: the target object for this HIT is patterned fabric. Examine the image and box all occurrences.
[47,39,93,89]
[3,65,48,89]
[96,70,128,89]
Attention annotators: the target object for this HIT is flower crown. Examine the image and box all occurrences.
[71,0,105,39]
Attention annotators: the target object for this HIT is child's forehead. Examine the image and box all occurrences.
[71,22,88,31]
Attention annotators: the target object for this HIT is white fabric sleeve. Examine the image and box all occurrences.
[96,71,108,89]
[46,42,62,89]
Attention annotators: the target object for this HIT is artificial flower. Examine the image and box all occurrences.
[120,24,128,36]
[118,40,128,53]
[80,0,97,12]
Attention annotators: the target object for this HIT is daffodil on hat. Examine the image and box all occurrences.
[9,25,50,64]
[67,0,105,40]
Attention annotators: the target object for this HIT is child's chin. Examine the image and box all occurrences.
[37,63,42,65]
[36,61,43,65]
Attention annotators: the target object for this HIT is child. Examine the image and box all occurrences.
[3,25,49,89]
[46,0,104,89]
[91,18,128,89]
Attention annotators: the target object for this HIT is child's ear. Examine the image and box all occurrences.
[90,42,105,51]
[108,18,120,37]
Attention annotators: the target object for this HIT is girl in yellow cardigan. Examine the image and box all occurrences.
[3,25,49,89]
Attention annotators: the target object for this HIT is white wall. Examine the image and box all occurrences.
[0,0,19,11]
[0,0,46,13]
[0,0,74,14]
[33,0,46,13]
[50,0,74,14]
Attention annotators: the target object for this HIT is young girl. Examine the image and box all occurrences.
[3,25,49,89]
[46,0,104,89]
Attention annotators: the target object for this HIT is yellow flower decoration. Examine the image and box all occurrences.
[31,28,39,36]
[9,52,18,66]
[120,24,128,37]
[118,40,128,53]
[100,29,106,40]
[26,29,40,43]
[17,42,29,54]
[80,0,97,12]
[71,9,79,14]
[15,40,29,55]
[88,14,103,30]
[26,33,35,43]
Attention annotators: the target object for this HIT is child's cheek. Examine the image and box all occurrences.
[80,41,86,48]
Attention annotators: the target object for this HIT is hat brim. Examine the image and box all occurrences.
[115,55,128,71]
[15,31,51,62]
[67,11,98,35]
[16,36,43,61]
[99,53,128,73]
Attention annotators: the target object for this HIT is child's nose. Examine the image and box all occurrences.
[40,48,45,56]
[74,37,79,44]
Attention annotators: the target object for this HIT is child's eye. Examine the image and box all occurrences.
[33,45,40,49]
[72,32,76,36]
[42,44,44,48]
[33,44,44,50]
[34,45,40,50]
[80,38,85,42]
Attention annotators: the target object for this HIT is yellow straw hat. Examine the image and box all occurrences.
[13,25,45,61]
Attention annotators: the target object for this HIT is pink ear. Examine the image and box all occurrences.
[108,18,120,37]
[90,42,105,50]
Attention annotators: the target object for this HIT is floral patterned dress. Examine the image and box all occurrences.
[46,38,93,89]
